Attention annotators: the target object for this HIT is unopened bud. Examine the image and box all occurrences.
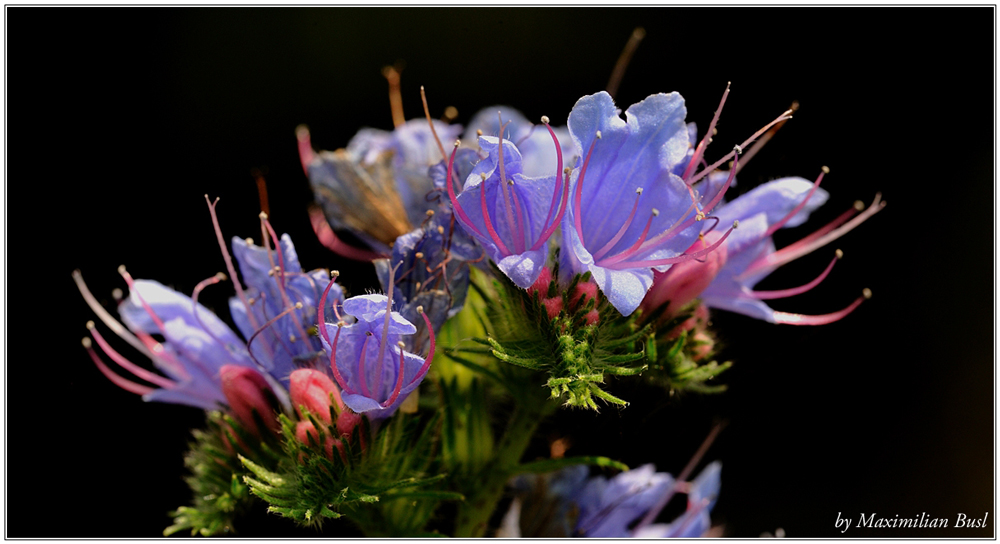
[220,365,280,436]
[289,368,341,425]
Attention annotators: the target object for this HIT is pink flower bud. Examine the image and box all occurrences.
[584,309,600,326]
[295,420,322,447]
[219,365,279,436]
[289,368,341,425]
[570,281,599,309]
[641,236,728,320]
[542,297,564,319]
[528,266,553,296]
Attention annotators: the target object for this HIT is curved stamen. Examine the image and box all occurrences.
[327,322,351,394]
[734,101,798,175]
[573,132,601,247]
[682,82,731,182]
[603,221,737,270]
[762,166,828,238]
[86,322,176,389]
[317,270,341,348]
[82,338,154,396]
[596,208,659,267]
[592,188,643,261]
[770,201,863,258]
[480,171,511,255]
[742,194,884,278]
[381,341,408,408]
[72,270,163,366]
[191,272,234,350]
[532,166,573,252]
[510,183,528,251]
[413,306,435,382]
[496,116,523,253]
[118,266,167,332]
[374,261,402,396]
[205,195,263,332]
[246,302,303,373]
[773,289,871,325]
[531,118,569,250]
[308,206,384,261]
[699,147,740,216]
[420,85,448,163]
[260,213,312,345]
[688,110,794,186]
[748,251,841,300]
[358,332,372,397]
[444,140,485,238]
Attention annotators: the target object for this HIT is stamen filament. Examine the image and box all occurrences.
[86,323,176,389]
[72,270,161,365]
[381,341,407,408]
[295,124,315,176]
[573,134,601,247]
[205,195,262,332]
[742,194,884,278]
[748,251,840,300]
[358,333,372,397]
[328,323,352,394]
[762,166,828,238]
[531,167,573,252]
[592,188,643,261]
[444,141,486,238]
[480,167,511,255]
[688,110,794,186]
[773,290,870,325]
[190,272,233,351]
[531,120,567,251]
[82,338,155,396]
[308,206,384,261]
[603,221,737,270]
[699,148,740,215]
[496,116,523,253]
[682,82,731,182]
[734,101,798,175]
[374,262,402,396]
[420,85,448,163]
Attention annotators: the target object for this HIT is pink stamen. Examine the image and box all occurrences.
[597,208,661,266]
[771,202,863,258]
[420,86,448,163]
[682,82,731,182]
[190,272,233,350]
[317,271,341,348]
[260,214,312,346]
[374,262,402,396]
[573,133,601,247]
[86,323,176,389]
[510,185,528,251]
[82,338,155,396]
[413,307,435,382]
[531,120,570,251]
[496,116,524,254]
[748,251,840,300]
[246,302,303,371]
[295,125,315,176]
[131,330,187,378]
[699,148,740,215]
[118,266,167,333]
[480,168,511,255]
[205,195,262,332]
[308,206,385,261]
[742,194,884,278]
[444,141,485,238]
[592,188,644,261]
[762,166,828,238]
[626,201,700,257]
[72,270,161,364]
[381,341,407,408]
[603,221,737,270]
[688,110,794,186]
[773,289,871,325]
[327,323,352,394]
[357,333,372,397]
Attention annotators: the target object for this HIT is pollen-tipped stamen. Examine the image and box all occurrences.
[373,261,402,396]
[480,168,511,255]
[603,220,737,270]
[86,322,176,389]
[572,132,601,247]
[531,120,571,251]
[592,188,645,261]
[597,208,661,267]
[259,213,312,344]
[682,82,731,182]
[190,272,234,350]
[742,194,885,278]
[748,250,841,300]
[773,288,871,325]
[734,101,798,175]
[420,85,448,162]
[699,147,741,215]
[688,109,794,186]
[72,270,165,367]
[496,115,524,254]
[82,337,155,396]
[762,166,829,238]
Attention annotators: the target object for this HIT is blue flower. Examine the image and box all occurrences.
[574,464,674,537]
[688,176,884,324]
[558,91,708,317]
[446,128,569,288]
[463,106,574,179]
[318,288,434,420]
[631,462,722,538]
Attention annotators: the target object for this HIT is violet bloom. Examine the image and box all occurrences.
[646,174,884,325]
[317,267,436,420]
[560,90,794,317]
[445,114,570,288]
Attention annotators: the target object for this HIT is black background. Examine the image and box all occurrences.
[6,7,994,538]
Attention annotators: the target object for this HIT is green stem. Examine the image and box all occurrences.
[452,397,555,537]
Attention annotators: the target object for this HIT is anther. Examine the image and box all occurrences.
[366,331,373,336]
[476,129,483,136]
[268,269,275,277]
[118,264,127,274]
[111,288,123,301]
[331,270,340,278]
[81,337,92,348]
[215,272,227,281]
[443,106,458,121]
[733,220,739,229]
[289,334,297,343]
[480,173,488,181]
[541,115,550,124]
[415,252,424,259]
[733,144,742,155]
[397,341,405,348]
[863,288,873,299]
[835,249,844,259]
[86,320,95,330]
[564,167,571,174]
[595,130,602,139]
[416,305,425,314]
[259,211,268,220]
[507,179,514,186]
[854,200,865,211]
[636,187,643,195]
[437,226,445,234]
[248,297,256,305]
[245,237,254,245]
[337,320,345,327]
[652,208,660,216]
[822,165,831,174]
[295,302,303,309]
[426,209,435,217]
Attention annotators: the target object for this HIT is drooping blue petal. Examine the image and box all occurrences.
[574,464,674,538]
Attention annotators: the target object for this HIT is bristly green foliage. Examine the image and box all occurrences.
[469,255,648,411]
[241,410,462,537]
[164,411,285,536]
[641,301,732,394]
